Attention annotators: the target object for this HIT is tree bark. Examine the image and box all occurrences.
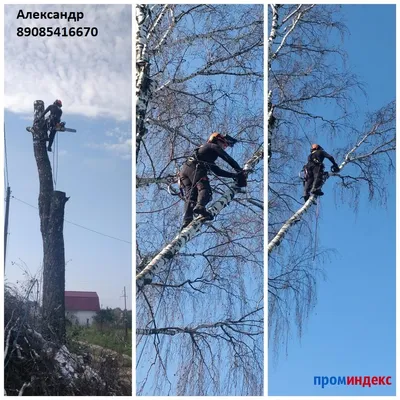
[136,4,152,161]
[31,100,67,343]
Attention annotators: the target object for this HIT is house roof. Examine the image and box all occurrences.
[65,291,100,312]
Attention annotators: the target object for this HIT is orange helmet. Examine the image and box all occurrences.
[311,143,320,151]
[208,132,228,146]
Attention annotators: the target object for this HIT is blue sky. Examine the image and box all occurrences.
[269,4,396,396]
[135,5,263,395]
[4,5,132,309]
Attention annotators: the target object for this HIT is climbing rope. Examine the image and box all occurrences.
[313,197,320,261]
[52,133,59,189]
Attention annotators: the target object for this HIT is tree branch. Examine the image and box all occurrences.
[136,146,264,288]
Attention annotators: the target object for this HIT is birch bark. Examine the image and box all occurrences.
[136,5,152,161]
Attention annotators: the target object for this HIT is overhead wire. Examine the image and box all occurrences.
[11,195,131,244]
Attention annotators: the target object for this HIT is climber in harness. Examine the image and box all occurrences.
[38,99,63,152]
[179,132,247,230]
[302,143,340,202]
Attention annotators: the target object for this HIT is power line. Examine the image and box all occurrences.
[11,195,131,244]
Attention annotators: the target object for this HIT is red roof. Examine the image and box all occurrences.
[65,291,100,312]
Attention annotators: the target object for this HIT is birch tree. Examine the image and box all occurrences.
[267,4,395,357]
[136,5,152,161]
[135,4,263,396]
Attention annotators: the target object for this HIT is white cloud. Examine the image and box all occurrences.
[5,5,132,121]
[103,139,132,160]
[86,127,132,159]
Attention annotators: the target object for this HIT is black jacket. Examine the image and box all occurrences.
[308,149,336,166]
[194,143,242,178]
[42,104,62,121]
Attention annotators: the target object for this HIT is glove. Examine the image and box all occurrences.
[234,171,247,187]
[331,164,340,173]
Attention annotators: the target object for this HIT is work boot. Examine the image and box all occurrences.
[193,205,213,220]
[311,189,324,196]
[47,147,52,152]
[180,219,193,231]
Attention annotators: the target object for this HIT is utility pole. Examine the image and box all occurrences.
[4,186,11,270]
[123,286,128,341]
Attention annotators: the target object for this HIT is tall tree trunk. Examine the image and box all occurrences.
[31,100,67,343]
[136,4,152,161]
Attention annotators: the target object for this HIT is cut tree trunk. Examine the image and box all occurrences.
[31,100,68,343]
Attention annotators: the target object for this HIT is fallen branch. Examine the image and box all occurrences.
[4,289,131,396]
[18,381,32,396]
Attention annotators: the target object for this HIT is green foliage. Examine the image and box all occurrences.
[93,307,116,326]
[67,325,132,358]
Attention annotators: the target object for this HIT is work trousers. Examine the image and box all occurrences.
[47,116,61,148]
[180,163,212,221]
[303,164,324,197]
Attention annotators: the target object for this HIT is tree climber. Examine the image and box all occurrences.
[303,143,340,201]
[179,132,246,229]
[38,99,63,152]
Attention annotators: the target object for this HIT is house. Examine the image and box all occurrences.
[65,291,100,326]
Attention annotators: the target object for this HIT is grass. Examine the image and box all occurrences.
[67,325,132,358]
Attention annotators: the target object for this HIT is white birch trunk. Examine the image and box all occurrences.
[267,90,273,164]
[136,177,171,187]
[268,194,316,254]
[268,136,376,254]
[268,5,280,71]
[136,5,152,160]
[268,166,342,254]
[268,113,395,254]
[136,147,264,288]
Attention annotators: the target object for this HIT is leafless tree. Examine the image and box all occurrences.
[29,100,68,343]
[136,4,263,396]
[268,4,395,359]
